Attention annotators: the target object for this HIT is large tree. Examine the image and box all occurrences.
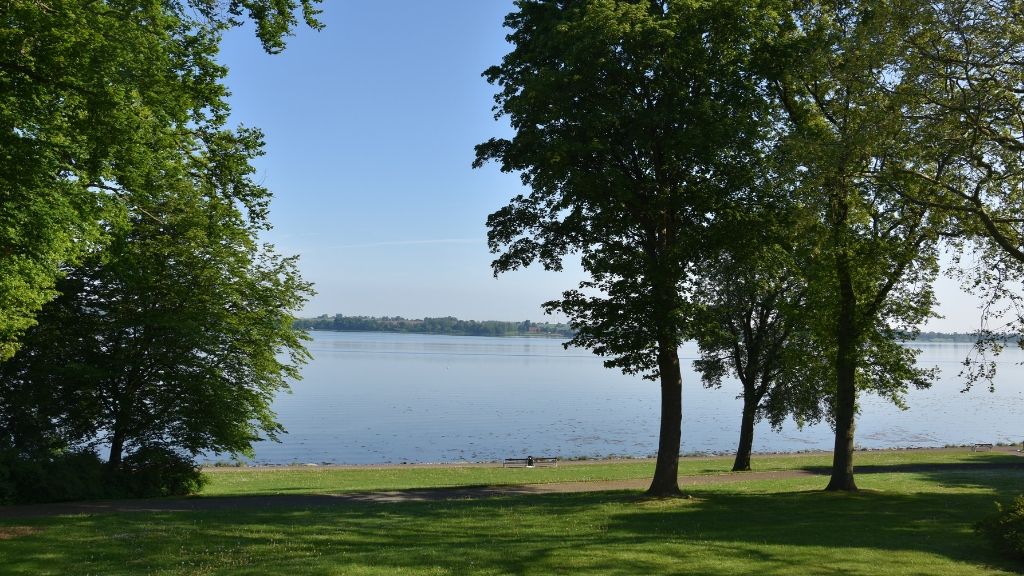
[770,0,944,490]
[0,0,321,361]
[0,136,312,470]
[476,0,771,495]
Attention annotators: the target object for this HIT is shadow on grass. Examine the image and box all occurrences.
[3,469,1023,575]
[797,454,1024,478]
[0,483,616,519]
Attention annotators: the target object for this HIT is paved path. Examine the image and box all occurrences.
[3,458,1022,519]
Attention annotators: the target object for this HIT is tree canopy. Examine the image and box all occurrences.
[0,0,321,361]
[0,150,312,471]
[895,1,1024,382]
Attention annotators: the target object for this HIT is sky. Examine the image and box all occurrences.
[216,1,986,331]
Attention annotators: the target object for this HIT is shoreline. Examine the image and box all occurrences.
[201,443,1023,473]
[299,328,993,344]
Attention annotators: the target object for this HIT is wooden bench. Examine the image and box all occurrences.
[502,456,558,468]
[971,443,994,452]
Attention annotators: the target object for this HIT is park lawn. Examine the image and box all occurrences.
[199,448,1021,496]
[1,461,1022,575]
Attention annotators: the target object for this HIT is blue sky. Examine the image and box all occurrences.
[218,1,584,322]
[217,1,983,331]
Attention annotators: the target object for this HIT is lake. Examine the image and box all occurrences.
[234,331,1024,465]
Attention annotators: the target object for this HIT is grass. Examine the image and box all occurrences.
[199,448,1021,496]
[0,450,1021,575]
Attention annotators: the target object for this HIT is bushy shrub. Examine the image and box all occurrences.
[0,450,109,503]
[37,450,109,501]
[0,456,14,505]
[117,446,207,497]
[976,495,1024,561]
[0,446,207,503]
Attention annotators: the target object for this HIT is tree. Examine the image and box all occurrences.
[692,238,829,472]
[0,139,313,471]
[0,0,321,361]
[770,0,943,490]
[475,0,771,496]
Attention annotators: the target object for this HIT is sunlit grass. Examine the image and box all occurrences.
[2,467,1021,575]
[199,449,1020,496]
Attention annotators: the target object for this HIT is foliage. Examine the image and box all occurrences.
[0,445,207,503]
[692,256,828,429]
[0,156,313,474]
[768,0,947,490]
[898,0,1024,258]
[691,236,831,470]
[0,0,321,361]
[895,0,1024,388]
[117,446,208,498]
[0,0,316,502]
[476,0,774,495]
[0,448,109,504]
[976,494,1024,562]
[294,314,574,337]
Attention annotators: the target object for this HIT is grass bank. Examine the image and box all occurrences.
[1,450,1021,575]
[200,448,1021,496]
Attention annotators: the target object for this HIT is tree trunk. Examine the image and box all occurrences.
[826,256,859,492]
[827,349,858,490]
[108,429,125,470]
[733,396,756,472]
[647,338,683,497]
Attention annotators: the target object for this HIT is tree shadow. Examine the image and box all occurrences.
[607,474,1024,574]
[4,478,1023,575]
[796,453,1024,479]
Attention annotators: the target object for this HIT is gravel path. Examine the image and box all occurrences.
[3,455,1022,519]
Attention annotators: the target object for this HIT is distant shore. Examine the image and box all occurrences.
[294,315,575,338]
[303,328,570,339]
[296,325,1015,344]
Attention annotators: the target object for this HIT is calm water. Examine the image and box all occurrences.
[235,331,1024,465]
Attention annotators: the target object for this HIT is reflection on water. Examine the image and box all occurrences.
[236,332,1023,465]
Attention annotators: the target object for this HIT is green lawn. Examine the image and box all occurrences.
[199,449,1020,496]
[1,451,1021,575]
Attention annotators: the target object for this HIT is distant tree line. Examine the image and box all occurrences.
[910,332,1021,344]
[295,315,997,345]
[294,315,575,338]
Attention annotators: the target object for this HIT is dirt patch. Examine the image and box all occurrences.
[0,526,43,540]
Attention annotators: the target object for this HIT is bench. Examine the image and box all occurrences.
[971,443,994,452]
[502,456,558,468]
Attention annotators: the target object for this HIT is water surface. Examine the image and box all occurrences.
[236,332,1023,464]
